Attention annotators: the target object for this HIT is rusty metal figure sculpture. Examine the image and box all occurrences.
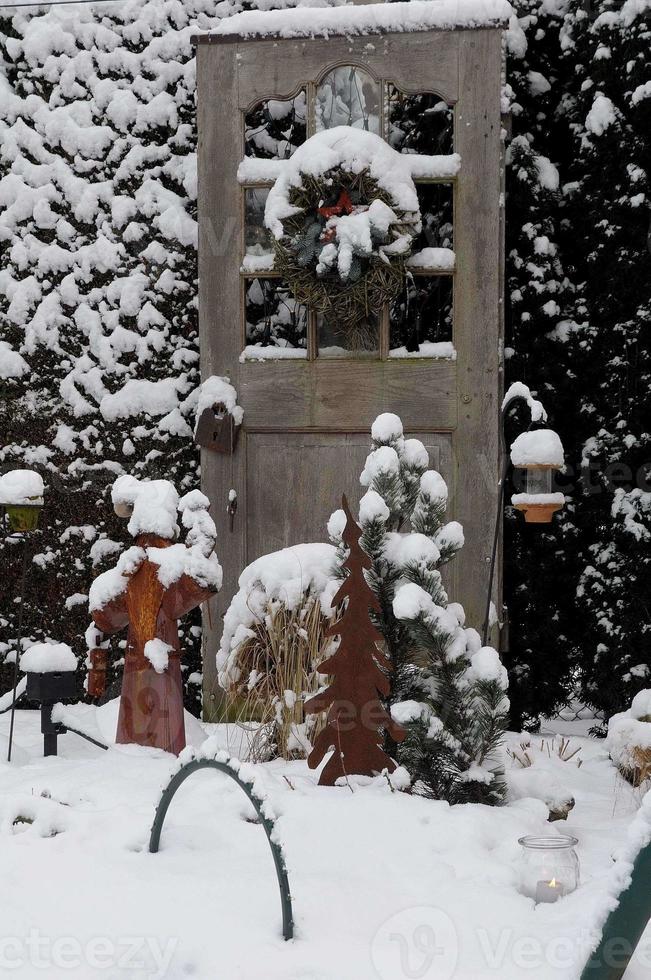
[89,478,221,755]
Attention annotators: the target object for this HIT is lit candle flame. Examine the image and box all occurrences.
[549,879,558,888]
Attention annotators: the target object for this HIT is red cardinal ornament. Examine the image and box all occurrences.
[318,189,354,220]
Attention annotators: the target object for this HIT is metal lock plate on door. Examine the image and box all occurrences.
[194,404,241,455]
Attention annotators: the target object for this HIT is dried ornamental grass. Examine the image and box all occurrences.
[222,596,335,762]
[618,747,651,788]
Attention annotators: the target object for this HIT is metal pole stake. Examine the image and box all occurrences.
[7,533,29,763]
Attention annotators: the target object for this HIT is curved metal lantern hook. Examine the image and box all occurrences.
[148,758,294,941]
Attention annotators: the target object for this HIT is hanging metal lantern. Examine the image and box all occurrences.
[510,429,565,524]
[0,470,45,532]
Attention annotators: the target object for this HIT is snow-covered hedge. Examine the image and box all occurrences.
[0,0,258,705]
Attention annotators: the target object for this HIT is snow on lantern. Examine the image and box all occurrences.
[0,469,45,532]
[21,642,78,758]
[518,835,580,904]
[510,429,565,524]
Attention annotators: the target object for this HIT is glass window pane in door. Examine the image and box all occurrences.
[387,86,454,155]
[316,67,381,135]
[244,278,308,354]
[317,313,379,358]
[389,276,453,356]
[243,188,275,273]
[245,91,307,158]
[411,183,454,254]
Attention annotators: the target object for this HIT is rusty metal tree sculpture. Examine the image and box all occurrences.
[305,495,405,785]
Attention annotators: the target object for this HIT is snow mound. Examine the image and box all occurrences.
[209,0,513,41]
[510,429,564,468]
[607,691,651,781]
[20,642,77,674]
[54,697,208,750]
[0,469,44,506]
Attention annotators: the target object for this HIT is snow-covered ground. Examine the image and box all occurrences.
[0,705,649,980]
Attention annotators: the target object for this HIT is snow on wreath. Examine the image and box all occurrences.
[265,127,421,343]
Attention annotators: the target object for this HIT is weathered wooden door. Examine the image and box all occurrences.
[195,21,504,716]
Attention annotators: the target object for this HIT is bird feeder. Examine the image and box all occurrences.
[510,429,565,524]
[0,469,45,532]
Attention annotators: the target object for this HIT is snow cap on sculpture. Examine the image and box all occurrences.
[111,475,179,539]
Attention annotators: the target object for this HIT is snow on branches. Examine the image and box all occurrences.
[329,412,509,804]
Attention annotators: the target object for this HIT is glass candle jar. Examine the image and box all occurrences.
[517,836,580,904]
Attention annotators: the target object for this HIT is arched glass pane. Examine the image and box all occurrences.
[245,91,307,158]
[316,66,381,135]
[387,86,454,155]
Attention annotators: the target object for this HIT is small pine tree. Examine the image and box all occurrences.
[327,413,509,803]
[392,584,510,804]
[305,495,404,785]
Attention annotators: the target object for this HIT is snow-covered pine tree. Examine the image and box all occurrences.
[328,413,509,803]
[558,0,651,719]
[392,585,510,804]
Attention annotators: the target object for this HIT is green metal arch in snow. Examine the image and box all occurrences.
[580,841,651,980]
[149,756,294,941]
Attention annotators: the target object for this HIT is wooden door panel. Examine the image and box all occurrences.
[246,433,368,561]
[240,360,457,431]
[232,32,460,109]
[245,431,454,564]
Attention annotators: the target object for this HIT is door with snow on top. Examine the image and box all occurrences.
[194,13,505,715]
